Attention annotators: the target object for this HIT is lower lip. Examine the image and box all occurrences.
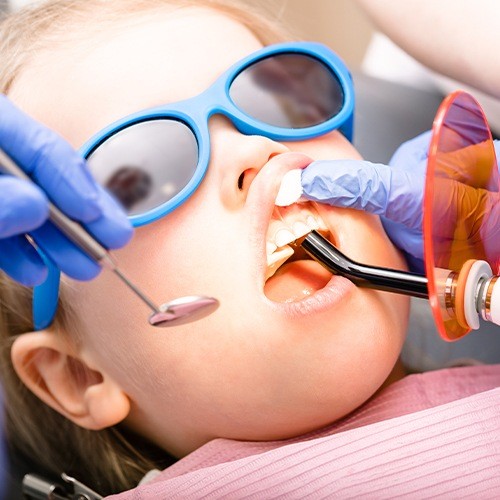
[266,273,355,318]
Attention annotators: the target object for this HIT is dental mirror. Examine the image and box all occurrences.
[149,296,220,327]
[0,146,220,329]
[111,267,219,327]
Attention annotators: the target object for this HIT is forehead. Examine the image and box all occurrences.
[9,7,264,147]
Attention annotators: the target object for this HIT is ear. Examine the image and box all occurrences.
[11,331,130,430]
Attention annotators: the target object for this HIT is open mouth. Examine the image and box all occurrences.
[264,202,335,302]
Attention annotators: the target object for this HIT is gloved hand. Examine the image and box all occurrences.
[301,132,499,273]
[0,95,133,286]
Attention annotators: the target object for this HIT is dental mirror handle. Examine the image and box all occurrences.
[0,147,163,312]
[301,230,429,299]
[0,147,222,326]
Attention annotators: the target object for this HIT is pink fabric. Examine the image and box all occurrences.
[109,365,500,498]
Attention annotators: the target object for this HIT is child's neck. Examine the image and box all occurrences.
[377,358,408,394]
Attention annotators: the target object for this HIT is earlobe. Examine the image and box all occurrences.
[11,331,130,430]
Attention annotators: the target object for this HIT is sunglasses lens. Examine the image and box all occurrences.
[87,120,198,216]
[230,53,344,129]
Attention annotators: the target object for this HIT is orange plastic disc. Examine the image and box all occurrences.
[424,91,499,341]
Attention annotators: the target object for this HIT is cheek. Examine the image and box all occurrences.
[325,205,410,336]
[138,206,240,283]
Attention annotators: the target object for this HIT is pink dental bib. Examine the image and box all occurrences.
[110,365,500,498]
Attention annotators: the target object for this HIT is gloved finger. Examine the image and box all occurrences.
[301,159,391,213]
[481,193,500,263]
[0,95,102,222]
[404,253,425,275]
[302,159,424,230]
[431,177,486,240]
[84,185,134,249]
[0,235,47,286]
[389,130,432,171]
[494,140,499,163]
[423,178,500,268]
[381,217,424,262]
[30,221,102,281]
[436,141,497,185]
[0,176,48,238]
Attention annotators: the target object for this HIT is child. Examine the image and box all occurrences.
[0,1,497,497]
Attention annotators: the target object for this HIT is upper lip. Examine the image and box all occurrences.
[244,152,314,282]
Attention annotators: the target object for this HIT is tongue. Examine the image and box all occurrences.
[264,260,332,302]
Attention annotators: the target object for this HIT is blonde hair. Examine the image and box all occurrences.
[0,0,291,494]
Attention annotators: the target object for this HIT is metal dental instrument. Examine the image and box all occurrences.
[0,147,219,327]
[301,230,429,298]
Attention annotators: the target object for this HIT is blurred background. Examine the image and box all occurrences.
[4,0,376,67]
[258,0,375,69]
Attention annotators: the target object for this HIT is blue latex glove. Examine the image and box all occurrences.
[0,95,133,286]
[301,132,500,273]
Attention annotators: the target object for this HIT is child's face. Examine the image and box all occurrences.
[12,7,409,456]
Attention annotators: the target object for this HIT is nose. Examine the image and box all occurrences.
[208,116,289,210]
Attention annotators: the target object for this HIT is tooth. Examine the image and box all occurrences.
[292,221,311,239]
[266,241,277,255]
[266,245,294,280]
[268,204,329,259]
[268,217,287,240]
[267,246,294,266]
[307,205,329,231]
[275,228,296,248]
[306,215,320,230]
[306,214,329,232]
[317,215,328,232]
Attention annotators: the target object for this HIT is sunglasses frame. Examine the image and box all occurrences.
[81,41,354,227]
[33,41,355,329]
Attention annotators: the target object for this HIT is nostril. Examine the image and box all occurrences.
[237,168,258,192]
[237,171,245,190]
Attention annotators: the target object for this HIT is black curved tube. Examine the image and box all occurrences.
[301,231,429,299]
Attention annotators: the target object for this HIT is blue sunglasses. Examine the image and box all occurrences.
[33,41,355,329]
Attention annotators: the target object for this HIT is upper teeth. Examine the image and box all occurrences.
[266,203,328,280]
